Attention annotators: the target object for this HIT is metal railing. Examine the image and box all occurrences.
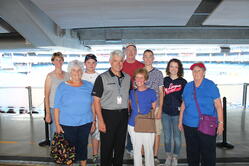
[0,86,44,115]
[217,83,249,109]
[0,83,248,116]
[242,83,249,109]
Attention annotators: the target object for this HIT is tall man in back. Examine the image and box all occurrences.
[143,49,164,165]
[123,44,145,87]
[122,44,145,156]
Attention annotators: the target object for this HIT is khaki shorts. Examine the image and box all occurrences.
[154,107,162,135]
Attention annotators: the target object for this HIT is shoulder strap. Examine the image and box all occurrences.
[193,82,202,116]
[134,90,141,113]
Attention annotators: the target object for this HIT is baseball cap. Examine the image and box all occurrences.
[190,62,206,70]
[125,43,137,49]
[84,54,97,62]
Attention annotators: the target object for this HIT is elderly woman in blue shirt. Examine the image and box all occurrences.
[178,62,223,166]
[54,60,95,166]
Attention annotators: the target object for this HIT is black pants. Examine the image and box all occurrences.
[61,123,92,161]
[100,109,128,166]
[183,125,216,166]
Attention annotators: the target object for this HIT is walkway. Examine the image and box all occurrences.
[0,106,248,165]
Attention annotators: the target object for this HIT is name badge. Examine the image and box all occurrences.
[117,96,122,104]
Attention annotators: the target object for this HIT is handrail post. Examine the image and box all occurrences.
[26,86,33,116]
[216,97,234,149]
[38,100,50,147]
[242,83,249,109]
[223,97,227,143]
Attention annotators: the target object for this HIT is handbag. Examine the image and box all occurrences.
[134,90,156,133]
[193,83,218,136]
[50,133,76,165]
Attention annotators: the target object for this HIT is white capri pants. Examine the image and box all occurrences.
[128,125,155,166]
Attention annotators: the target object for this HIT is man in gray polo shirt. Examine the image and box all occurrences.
[92,50,131,166]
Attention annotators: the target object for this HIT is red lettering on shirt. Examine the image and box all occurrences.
[164,83,182,95]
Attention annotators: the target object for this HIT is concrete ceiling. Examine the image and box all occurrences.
[30,0,201,28]
[204,0,249,26]
[0,0,249,51]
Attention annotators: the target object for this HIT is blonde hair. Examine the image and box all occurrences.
[134,68,149,80]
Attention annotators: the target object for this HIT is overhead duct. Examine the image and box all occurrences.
[220,46,230,53]
[105,29,122,44]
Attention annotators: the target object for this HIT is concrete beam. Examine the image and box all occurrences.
[0,17,16,33]
[76,26,249,45]
[0,39,34,50]
[0,0,84,49]
[187,0,222,26]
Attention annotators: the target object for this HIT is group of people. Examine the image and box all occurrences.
[43,44,224,166]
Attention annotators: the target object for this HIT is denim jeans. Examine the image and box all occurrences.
[126,133,133,151]
[126,109,133,152]
[162,113,181,155]
[49,108,56,141]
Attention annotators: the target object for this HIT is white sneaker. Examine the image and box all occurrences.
[164,156,171,166]
[92,154,100,164]
[154,157,160,166]
[172,157,178,166]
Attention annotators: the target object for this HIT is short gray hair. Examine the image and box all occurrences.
[109,50,124,61]
[67,60,84,73]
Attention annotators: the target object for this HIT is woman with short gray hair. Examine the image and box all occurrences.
[54,59,96,166]
[67,60,84,74]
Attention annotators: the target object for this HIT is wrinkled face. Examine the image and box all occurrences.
[125,45,137,61]
[84,59,97,72]
[135,73,146,87]
[110,55,123,73]
[70,66,83,80]
[52,57,63,68]
[143,51,154,66]
[192,66,205,81]
[169,61,179,76]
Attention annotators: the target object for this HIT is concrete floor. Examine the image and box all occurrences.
[0,106,249,165]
